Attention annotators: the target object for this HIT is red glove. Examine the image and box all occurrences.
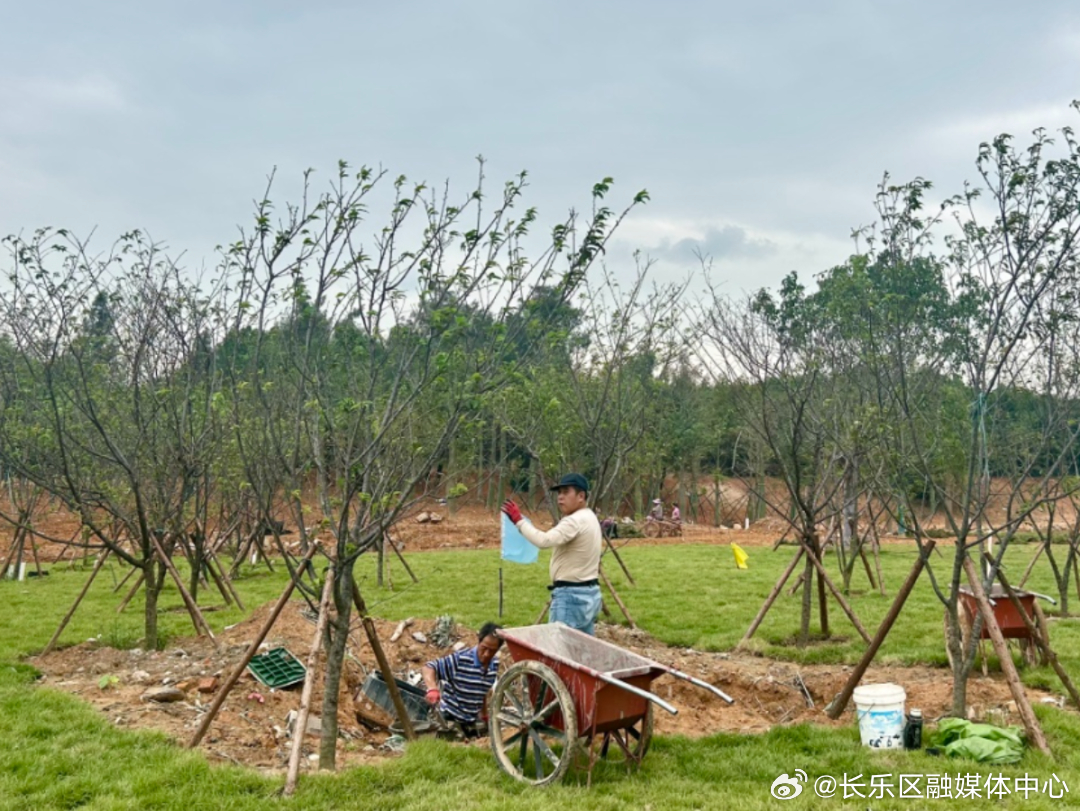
[425,688,441,706]
[502,500,523,525]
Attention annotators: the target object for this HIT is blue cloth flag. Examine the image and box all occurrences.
[501,513,539,564]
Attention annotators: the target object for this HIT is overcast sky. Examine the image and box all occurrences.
[2,1,1078,293]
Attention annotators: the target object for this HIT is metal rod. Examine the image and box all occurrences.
[656,665,735,704]
[597,672,678,716]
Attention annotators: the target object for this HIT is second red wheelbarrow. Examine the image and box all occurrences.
[489,623,734,786]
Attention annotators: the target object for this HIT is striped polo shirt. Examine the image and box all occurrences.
[426,647,499,723]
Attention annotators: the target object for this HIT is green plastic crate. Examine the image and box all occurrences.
[247,647,306,689]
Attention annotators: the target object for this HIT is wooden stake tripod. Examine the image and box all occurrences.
[739,533,871,648]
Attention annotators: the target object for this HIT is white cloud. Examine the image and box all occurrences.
[612,216,854,294]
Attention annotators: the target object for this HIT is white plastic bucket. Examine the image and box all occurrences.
[853,683,906,750]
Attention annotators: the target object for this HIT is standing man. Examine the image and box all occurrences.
[502,473,603,635]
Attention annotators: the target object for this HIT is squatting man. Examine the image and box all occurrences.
[422,622,502,738]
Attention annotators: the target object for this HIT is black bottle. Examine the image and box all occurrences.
[903,709,923,750]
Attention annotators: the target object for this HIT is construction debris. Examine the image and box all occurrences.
[430,615,455,648]
[142,686,186,703]
[389,618,414,643]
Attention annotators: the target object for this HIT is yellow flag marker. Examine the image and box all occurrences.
[731,542,749,570]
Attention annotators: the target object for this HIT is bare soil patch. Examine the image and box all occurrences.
[29,606,1069,773]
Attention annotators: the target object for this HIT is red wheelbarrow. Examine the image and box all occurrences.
[489,623,734,786]
[944,585,1055,670]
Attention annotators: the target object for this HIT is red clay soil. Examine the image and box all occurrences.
[30,606,1070,774]
[5,473,1076,563]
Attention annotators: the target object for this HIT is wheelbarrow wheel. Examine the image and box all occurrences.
[643,522,660,539]
[489,660,577,786]
[599,703,654,766]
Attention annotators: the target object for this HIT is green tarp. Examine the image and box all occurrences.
[929,718,1025,764]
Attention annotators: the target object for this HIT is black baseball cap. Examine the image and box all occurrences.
[550,473,589,492]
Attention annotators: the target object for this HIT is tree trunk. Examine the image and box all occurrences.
[816,552,830,637]
[144,562,160,651]
[1062,550,1074,616]
[713,472,722,527]
[189,542,203,605]
[841,460,856,552]
[945,602,970,718]
[318,561,353,770]
[446,442,458,516]
[799,539,813,645]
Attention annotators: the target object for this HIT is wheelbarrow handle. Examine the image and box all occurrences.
[598,673,679,716]
[657,665,735,705]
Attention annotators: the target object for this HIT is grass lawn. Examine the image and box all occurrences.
[2,540,1080,809]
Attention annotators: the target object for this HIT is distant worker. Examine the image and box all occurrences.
[502,473,603,635]
[600,516,619,540]
[423,622,503,737]
[650,498,664,521]
[671,504,681,524]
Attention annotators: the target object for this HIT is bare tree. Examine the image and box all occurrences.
[864,118,1080,715]
[694,279,860,645]
[218,162,646,768]
[0,231,229,648]
[497,261,686,516]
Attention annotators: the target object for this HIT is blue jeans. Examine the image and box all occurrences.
[549,585,602,635]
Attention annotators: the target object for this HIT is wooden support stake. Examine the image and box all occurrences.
[189,543,320,748]
[739,547,806,648]
[112,563,138,593]
[788,571,806,596]
[209,552,245,611]
[44,549,110,654]
[253,534,275,572]
[872,535,887,597]
[800,540,870,644]
[826,541,935,719]
[228,534,254,578]
[604,535,636,586]
[535,599,551,625]
[202,551,234,607]
[28,531,42,576]
[599,565,636,629]
[987,554,1080,711]
[859,546,877,590]
[117,572,146,613]
[962,555,1049,754]
[1017,542,1047,590]
[284,568,334,796]
[387,535,419,583]
[148,532,217,645]
[351,583,416,741]
[0,526,24,576]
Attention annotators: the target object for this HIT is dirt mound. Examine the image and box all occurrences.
[596,625,1064,738]
[30,605,1071,773]
[31,607,481,773]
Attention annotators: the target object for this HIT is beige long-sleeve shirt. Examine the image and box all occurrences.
[517,507,602,584]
